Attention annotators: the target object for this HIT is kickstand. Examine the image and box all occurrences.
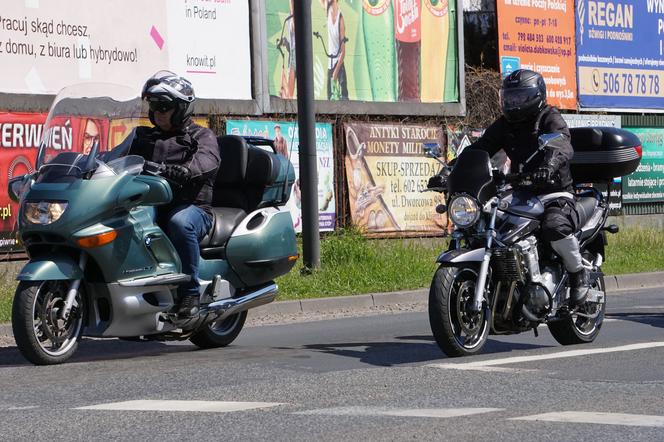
[533,327,539,338]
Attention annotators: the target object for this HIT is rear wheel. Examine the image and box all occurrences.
[548,273,606,345]
[428,266,490,357]
[12,281,85,365]
[189,311,247,349]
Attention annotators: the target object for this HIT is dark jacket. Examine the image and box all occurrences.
[129,122,220,215]
[468,105,574,192]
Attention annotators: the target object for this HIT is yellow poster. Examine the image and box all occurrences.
[344,122,447,235]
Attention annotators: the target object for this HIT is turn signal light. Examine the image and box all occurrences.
[288,254,299,262]
[77,230,117,248]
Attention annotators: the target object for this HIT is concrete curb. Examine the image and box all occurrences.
[1,272,662,334]
[251,272,664,318]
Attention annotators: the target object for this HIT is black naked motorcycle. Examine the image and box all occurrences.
[425,128,642,357]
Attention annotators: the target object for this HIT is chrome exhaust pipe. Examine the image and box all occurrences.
[206,283,278,320]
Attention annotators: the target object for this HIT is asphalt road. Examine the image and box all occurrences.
[1,287,664,441]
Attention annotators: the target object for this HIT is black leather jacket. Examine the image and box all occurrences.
[128,122,220,216]
[468,105,574,192]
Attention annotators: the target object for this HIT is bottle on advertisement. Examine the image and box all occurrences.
[394,0,421,102]
[443,0,458,102]
[420,0,449,102]
[362,0,397,102]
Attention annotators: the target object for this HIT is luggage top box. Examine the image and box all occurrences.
[569,127,642,182]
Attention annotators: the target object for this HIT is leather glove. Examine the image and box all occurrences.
[427,174,446,189]
[533,166,554,185]
[162,164,191,184]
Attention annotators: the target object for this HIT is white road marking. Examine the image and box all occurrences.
[76,400,283,413]
[511,411,664,428]
[295,407,502,418]
[428,341,664,371]
[7,406,39,411]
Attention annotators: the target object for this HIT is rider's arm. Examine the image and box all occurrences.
[539,110,573,173]
[185,128,221,180]
[466,118,506,158]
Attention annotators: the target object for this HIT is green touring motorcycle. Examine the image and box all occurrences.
[8,84,298,365]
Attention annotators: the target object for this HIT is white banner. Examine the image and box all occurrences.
[0,0,251,99]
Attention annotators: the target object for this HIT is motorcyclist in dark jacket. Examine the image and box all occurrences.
[434,69,589,305]
[130,71,221,317]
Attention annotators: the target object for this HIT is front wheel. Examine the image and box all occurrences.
[428,266,490,357]
[548,273,606,345]
[12,281,85,365]
[189,311,247,349]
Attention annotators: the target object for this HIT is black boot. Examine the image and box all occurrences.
[569,269,590,306]
[177,295,200,318]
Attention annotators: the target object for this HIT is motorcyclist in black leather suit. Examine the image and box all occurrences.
[432,69,589,305]
[129,71,221,318]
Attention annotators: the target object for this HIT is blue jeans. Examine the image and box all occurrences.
[165,204,213,297]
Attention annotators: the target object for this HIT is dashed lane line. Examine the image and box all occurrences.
[294,407,503,418]
[428,341,664,371]
[511,411,664,428]
[76,400,283,413]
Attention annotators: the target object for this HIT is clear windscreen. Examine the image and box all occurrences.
[36,83,148,177]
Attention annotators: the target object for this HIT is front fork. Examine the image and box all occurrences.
[470,204,498,313]
[60,253,87,320]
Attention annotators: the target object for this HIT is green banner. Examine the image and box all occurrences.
[266,0,459,103]
[623,128,664,203]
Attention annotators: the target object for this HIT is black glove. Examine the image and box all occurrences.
[427,174,446,189]
[533,166,554,185]
[162,164,191,184]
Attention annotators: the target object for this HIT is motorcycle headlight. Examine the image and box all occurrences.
[449,196,480,228]
[23,201,68,225]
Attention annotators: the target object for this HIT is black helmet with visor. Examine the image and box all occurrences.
[500,69,547,123]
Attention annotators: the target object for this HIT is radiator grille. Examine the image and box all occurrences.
[491,248,526,282]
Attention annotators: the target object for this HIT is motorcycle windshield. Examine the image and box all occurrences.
[447,149,497,204]
[36,83,146,178]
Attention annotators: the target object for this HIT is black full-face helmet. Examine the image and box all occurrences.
[500,69,547,123]
[141,70,195,129]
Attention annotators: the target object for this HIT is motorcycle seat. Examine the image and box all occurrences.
[199,207,247,259]
[575,196,598,228]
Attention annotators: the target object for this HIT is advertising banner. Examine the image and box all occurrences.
[576,1,664,109]
[344,122,446,235]
[496,0,577,109]
[0,0,251,99]
[225,120,336,232]
[265,0,459,104]
[622,128,664,204]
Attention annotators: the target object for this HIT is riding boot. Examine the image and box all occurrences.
[177,295,200,318]
[550,234,589,306]
[568,269,590,306]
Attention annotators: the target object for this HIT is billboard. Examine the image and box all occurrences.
[0,0,251,100]
[496,0,577,109]
[344,121,446,235]
[265,0,460,108]
[576,1,664,110]
[622,128,664,204]
[225,120,336,232]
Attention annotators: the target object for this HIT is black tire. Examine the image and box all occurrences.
[12,281,85,365]
[189,311,247,349]
[428,266,490,357]
[548,273,606,345]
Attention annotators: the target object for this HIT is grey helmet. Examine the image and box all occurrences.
[500,69,547,123]
[142,70,195,128]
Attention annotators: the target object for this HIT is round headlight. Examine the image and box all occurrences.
[449,196,480,228]
[23,201,68,225]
